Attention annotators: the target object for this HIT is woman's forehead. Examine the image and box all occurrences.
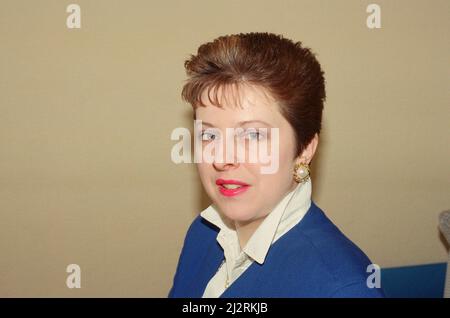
[198,82,276,109]
[196,83,281,123]
[195,101,282,129]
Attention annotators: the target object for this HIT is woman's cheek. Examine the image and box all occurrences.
[196,164,211,189]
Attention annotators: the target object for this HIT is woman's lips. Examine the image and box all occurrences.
[215,179,251,197]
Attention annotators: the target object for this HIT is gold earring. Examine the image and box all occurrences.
[293,162,310,184]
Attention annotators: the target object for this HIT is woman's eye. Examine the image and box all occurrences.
[200,132,216,141]
[245,130,265,140]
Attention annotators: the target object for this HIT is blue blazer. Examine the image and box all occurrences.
[169,201,385,298]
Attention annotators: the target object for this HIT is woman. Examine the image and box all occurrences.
[169,32,384,298]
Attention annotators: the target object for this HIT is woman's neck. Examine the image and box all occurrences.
[233,182,299,249]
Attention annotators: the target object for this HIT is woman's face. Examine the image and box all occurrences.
[195,84,300,224]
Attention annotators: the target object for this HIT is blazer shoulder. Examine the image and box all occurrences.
[292,203,378,286]
[168,215,218,298]
[187,214,218,238]
[178,214,219,255]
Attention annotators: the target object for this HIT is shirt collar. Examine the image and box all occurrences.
[200,178,312,264]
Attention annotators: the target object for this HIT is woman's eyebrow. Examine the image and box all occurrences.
[199,120,273,127]
[238,120,273,127]
[200,121,215,127]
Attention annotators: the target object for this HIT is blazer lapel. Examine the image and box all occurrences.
[187,239,224,297]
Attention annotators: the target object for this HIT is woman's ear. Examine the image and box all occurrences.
[297,133,319,165]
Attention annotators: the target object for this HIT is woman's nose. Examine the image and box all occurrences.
[212,160,240,171]
[212,144,240,171]
[212,145,240,170]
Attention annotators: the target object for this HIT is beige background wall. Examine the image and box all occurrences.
[0,0,449,297]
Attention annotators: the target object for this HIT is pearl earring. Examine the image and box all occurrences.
[293,161,310,184]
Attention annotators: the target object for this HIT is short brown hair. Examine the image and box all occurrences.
[181,32,326,156]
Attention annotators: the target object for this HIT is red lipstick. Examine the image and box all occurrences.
[215,179,251,197]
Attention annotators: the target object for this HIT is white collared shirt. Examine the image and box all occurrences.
[201,178,312,298]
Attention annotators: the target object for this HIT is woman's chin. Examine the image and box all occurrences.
[220,209,256,224]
